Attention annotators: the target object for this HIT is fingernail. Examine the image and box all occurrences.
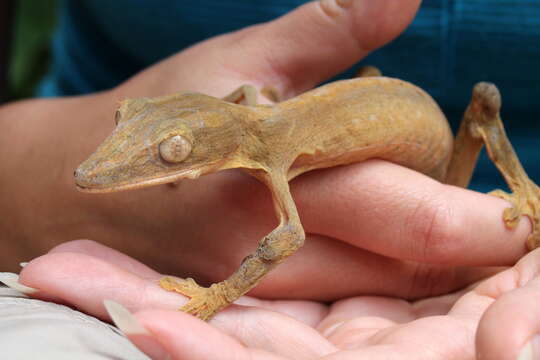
[104,300,149,335]
[19,262,29,268]
[336,0,353,7]
[0,272,38,294]
[319,0,348,17]
[104,300,171,360]
[518,335,540,360]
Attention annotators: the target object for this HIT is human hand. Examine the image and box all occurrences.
[1,0,532,304]
[0,0,425,271]
[13,240,540,360]
[115,0,422,99]
[61,0,530,299]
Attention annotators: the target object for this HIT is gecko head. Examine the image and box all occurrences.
[75,92,246,192]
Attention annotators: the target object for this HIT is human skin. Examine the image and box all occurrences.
[0,0,534,335]
[4,0,540,358]
[18,240,540,360]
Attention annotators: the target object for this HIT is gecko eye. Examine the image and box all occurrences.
[114,110,121,125]
[159,135,192,163]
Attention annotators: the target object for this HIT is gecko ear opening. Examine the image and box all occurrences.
[159,135,192,163]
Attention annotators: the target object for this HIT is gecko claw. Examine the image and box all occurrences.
[489,183,540,250]
[159,277,229,321]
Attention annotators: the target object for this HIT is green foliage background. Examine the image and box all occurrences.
[8,0,57,99]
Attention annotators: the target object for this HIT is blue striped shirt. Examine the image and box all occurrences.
[38,0,540,191]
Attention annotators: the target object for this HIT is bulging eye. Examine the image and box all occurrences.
[114,110,121,125]
[159,135,192,163]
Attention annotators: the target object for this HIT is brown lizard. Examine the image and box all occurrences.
[74,71,540,320]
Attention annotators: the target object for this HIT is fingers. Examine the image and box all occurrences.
[16,242,500,359]
[48,239,160,278]
[315,294,480,359]
[293,160,531,266]
[18,243,328,324]
[25,240,328,324]
[108,306,290,360]
[260,232,496,299]
[50,240,330,325]
[317,290,470,348]
[120,0,420,98]
[121,307,267,360]
[221,0,421,95]
[475,249,540,360]
[18,247,337,359]
[211,307,336,359]
[129,306,336,359]
[24,238,493,310]
[19,251,186,319]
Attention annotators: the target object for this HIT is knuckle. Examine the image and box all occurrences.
[407,263,457,298]
[406,191,459,263]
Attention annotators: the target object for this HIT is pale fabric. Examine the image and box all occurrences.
[0,286,149,360]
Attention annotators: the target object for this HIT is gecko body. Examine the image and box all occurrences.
[75,76,540,320]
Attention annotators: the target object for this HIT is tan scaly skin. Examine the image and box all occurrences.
[74,72,540,321]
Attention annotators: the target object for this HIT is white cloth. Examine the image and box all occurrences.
[0,286,149,359]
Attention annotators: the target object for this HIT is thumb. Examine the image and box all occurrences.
[225,0,421,96]
[121,0,421,98]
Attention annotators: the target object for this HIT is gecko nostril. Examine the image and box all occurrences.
[74,168,84,179]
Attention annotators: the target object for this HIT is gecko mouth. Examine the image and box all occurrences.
[74,168,203,194]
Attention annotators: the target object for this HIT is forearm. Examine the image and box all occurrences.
[0,92,120,269]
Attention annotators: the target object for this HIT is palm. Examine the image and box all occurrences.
[187,290,478,360]
[19,240,540,360]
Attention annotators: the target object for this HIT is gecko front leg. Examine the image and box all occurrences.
[160,170,305,320]
[446,82,540,250]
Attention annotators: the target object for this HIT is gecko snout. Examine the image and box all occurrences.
[73,163,103,190]
[74,166,91,189]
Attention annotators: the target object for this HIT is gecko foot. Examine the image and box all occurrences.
[489,182,540,250]
[159,276,230,321]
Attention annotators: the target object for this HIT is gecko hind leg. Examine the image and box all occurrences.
[160,170,305,320]
[446,82,540,250]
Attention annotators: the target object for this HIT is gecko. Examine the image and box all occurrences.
[74,70,540,321]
